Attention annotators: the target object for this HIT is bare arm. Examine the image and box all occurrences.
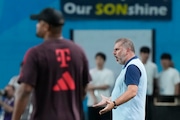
[114,85,138,106]
[89,89,98,104]
[86,83,109,104]
[0,100,13,113]
[12,83,33,120]
[94,85,110,90]
[86,83,98,104]
[94,85,138,115]
[175,83,180,95]
[87,84,110,91]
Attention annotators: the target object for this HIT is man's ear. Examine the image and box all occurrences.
[42,22,50,32]
[44,23,50,31]
[126,47,130,54]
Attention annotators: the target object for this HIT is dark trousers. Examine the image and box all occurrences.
[88,107,112,120]
[146,96,153,120]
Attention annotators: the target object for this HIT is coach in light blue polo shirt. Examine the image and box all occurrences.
[94,38,147,120]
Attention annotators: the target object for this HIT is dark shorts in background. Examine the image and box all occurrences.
[88,107,112,120]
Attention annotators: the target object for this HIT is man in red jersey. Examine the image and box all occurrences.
[12,8,90,120]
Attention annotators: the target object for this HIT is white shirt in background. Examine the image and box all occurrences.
[158,67,180,95]
[8,75,32,120]
[87,68,114,106]
[144,61,158,95]
[9,75,20,89]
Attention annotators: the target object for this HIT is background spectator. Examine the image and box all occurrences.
[87,52,115,120]
[0,85,15,120]
[140,46,159,96]
[8,62,32,120]
[158,53,180,95]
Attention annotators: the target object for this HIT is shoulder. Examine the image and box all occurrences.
[127,64,141,72]
[169,68,179,74]
[148,61,157,67]
[62,39,82,49]
[26,45,40,54]
[9,75,19,81]
[126,64,142,77]
[24,47,37,57]
[62,39,87,57]
[90,68,96,74]
[10,75,19,80]
[125,64,141,86]
[128,58,144,70]
[22,46,41,63]
[103,68,114,74]
[145,61,158,71]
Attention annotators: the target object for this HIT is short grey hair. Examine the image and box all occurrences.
[115,38,135,53]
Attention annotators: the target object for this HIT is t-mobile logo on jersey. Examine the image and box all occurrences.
[55,48,71,67]
[54,48,76,91]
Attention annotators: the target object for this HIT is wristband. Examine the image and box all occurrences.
[113,101,117,109]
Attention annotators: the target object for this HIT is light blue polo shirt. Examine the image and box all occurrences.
[111,56,147,120]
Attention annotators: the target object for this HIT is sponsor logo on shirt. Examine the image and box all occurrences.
[53,48,75,91]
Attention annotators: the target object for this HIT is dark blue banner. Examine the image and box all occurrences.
[60,0,171,20]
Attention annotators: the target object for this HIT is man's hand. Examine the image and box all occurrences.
[93,95,114,115]
[93,95,110,107]
[99,100,114,115]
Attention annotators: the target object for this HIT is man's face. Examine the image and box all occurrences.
[161,59,171,69]
[95,56,105,68]
[140,52,149,63]
[36,20,49,38]
[113,42,127,65]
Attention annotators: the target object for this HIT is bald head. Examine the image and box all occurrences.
[115,38,135,53]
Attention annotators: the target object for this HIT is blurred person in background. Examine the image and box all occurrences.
[158,53,180,96]
[0,107,2,119]
[9,62,23,91]
[0,85,15,120]
[87,52,114,120]
[139,46,159,120]
[9,62,32,120]
[140,46,159,96]
[12,8,90,120]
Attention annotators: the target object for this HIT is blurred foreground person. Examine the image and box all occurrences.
[12,8,90,120]
[0,85,15,120]
[94,38,147,120]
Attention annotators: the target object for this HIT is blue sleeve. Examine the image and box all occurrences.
[125,65,141,86]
